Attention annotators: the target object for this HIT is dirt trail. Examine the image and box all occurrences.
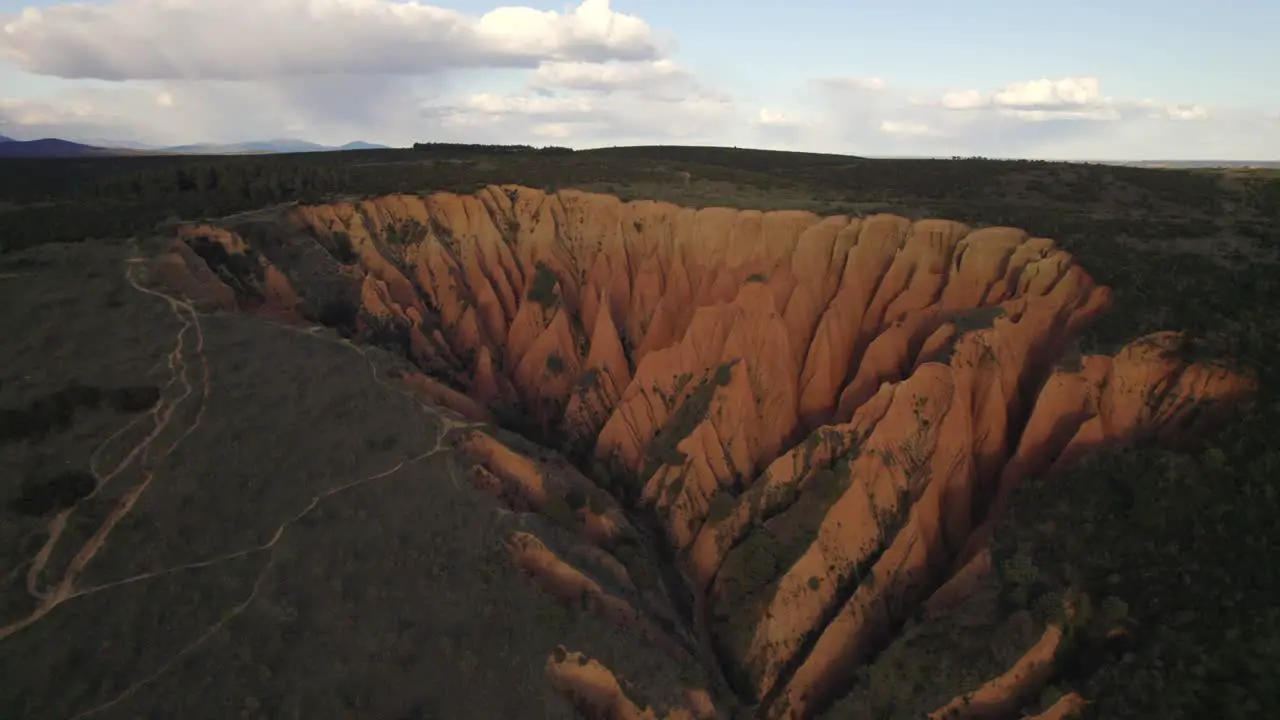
[3,259,498,717]
[4,261,207,640]
[2,241,690,719]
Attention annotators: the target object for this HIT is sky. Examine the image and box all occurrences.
[0,0,1277,160]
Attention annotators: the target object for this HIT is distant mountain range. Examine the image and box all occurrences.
[0,135,391,158]
[2,135,1273,168]
[0,136,137,158]
[159,139,390,155]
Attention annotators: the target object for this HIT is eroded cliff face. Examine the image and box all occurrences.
[163,186,1255,719]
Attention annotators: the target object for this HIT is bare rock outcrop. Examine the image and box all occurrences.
[165,186,1256,719]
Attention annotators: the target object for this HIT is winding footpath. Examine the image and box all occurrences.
[1,256,483,719]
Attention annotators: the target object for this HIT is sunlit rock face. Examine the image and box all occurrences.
[165,186,1255,719]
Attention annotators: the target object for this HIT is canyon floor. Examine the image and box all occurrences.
[1,147,1278,720]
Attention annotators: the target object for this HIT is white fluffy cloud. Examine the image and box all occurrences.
[927,76,1207,124]
[754,108,812,129]
[0,0,1272,159]
[738,74,1253,159]
[879,120,943,137]
[992,77,1104,109]
[938,90,985,111]
[530,59,694,95]
[0,0,742,147]
[1146,102,1209,121]
[433,82,735,144]
[0,0,657,80]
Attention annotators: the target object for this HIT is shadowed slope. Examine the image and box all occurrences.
[163,185,1255,719]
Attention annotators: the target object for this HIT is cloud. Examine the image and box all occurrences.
[1150,102,1209,121]
[745,108,821,148]
[530,123,572,139]
[929,76,1206,125]
[991,77,1103,109]
[930,77,1113,116]
[939,90,985,111]
[0,0,658,80]
[879,120,943,137]
[754,108,813,128]
[0,94,142,141]
[530,59,692,94]
[0,97,81,126]
[0,0,1270,164]
[0,0,729,148]
[1002,107,1121,122]
[448,92,596,120]
[748,74,1268,159]
[431,85,735,144]
[0,74,439,145]
[818,76,887,93]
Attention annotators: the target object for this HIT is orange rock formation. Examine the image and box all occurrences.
[163,186,1255,719]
